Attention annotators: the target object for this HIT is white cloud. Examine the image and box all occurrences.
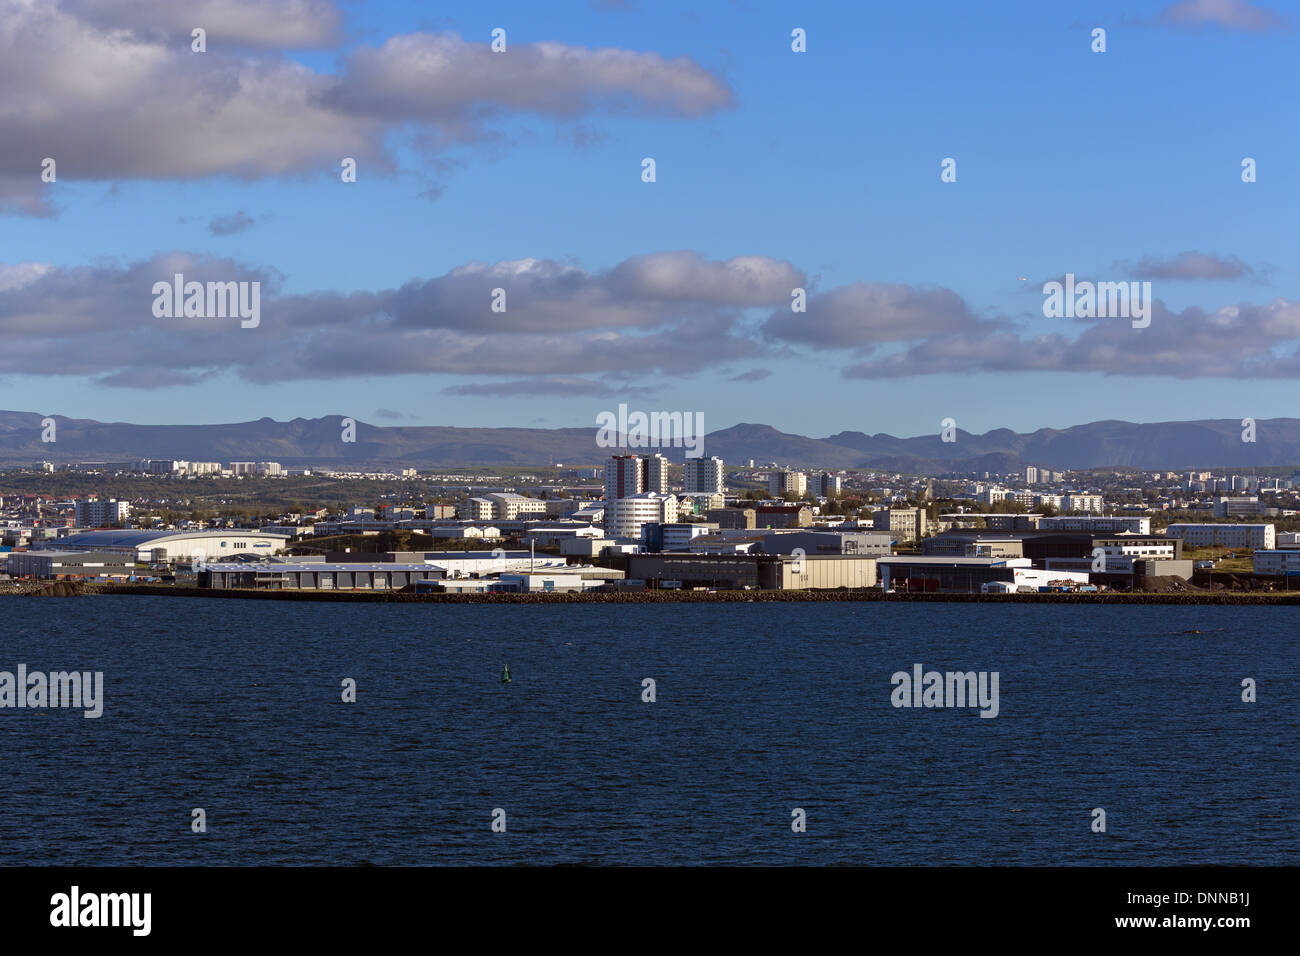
[0,3,733,215]
[1158,0,1289,31]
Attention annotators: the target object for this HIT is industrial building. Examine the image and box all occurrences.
[620,553,876,590]
[877,557,1028,593]
[1018,533,1183,563]
[757,530,892,557]
[924,531,1025,558]
[521,525,604,549]
[414,566,624,593]
[6,550,133,579]
[46,529,293,564]
[316,550,566,578]
[201,562,444,590]
[1252,550,1300,576]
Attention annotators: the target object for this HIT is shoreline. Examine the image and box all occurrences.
[8,583,1294,605]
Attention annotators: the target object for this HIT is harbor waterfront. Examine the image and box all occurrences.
[2,596,1294,866]
[6,581,1300,604]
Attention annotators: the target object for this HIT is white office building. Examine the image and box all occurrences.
[604,493,678,540]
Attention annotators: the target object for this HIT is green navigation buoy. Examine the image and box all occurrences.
[501,664,511,684]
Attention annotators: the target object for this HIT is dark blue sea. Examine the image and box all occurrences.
[1,596,1295,865]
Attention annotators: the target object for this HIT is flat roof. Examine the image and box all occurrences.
[877,556,1026,566]
[55,529,291,547]
[11,550,130,559]
[207,563,439,573]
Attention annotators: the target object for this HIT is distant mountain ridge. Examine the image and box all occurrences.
[0,411,1296,471]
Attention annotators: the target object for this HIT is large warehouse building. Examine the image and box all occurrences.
[621,553,877,590]
[45,529,293,564]
[201,562,444,591]
[6,550,133,579]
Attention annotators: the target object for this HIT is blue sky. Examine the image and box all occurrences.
[2,0,1298,439]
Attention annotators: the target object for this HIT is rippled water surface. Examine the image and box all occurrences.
[1,596,1295,865]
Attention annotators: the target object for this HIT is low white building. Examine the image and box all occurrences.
[429,525,501,541]
[982,567,1092,592]
[458,498,495,520]
[45,528,292,564]
[484,493,547,520]
[425,551,566,579]
[522,525,603,548]
[1165,524,1275,550]
[496,571,588,593]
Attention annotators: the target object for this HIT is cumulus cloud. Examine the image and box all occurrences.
[1158,0,1289,30]
[1118,251,1254,280]
[0,2,732,215]
[843,298,1300,379]
[0,251,786,385]
[762,282,986,349]
[443,377,655,398]
[609,252,802,306]
[0,262,54,292]
[328,33,732,122]
[62,0,344,48]
[8,245,1297,388]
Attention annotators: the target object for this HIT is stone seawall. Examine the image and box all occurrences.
[83,584,1300,606]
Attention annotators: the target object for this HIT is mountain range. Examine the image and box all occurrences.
[0,411,1296,472]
